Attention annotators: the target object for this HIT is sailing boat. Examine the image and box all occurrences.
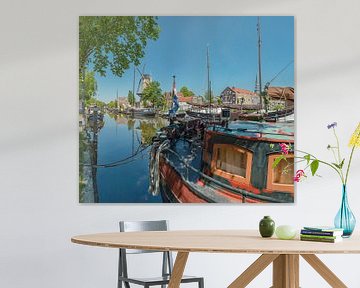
[231,17,294,123]
[185,46,223,122]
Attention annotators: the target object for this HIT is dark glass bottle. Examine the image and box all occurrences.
[259,216,275,237]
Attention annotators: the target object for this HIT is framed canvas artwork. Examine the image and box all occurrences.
[79,16,295,203]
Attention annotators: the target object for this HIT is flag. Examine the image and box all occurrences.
[169,76,179,117]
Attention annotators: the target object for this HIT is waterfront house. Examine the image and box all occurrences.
[177,93,192,111]
[266,86,294,111]
[117,97,130,110]
[220,86,260,106]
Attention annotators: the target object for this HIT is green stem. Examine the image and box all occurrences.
[333,128,345,181]
[330,147,338,164]
[333,128,342,164]
[345,145,356,185]
[295,151,344,183]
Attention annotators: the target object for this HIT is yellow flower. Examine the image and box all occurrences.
[349,122,360,148]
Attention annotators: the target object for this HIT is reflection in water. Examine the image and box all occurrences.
[85,113,168,203]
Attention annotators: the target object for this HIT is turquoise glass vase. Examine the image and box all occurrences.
[334,185,356,237]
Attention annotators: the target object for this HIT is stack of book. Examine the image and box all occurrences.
[300,226,344,243]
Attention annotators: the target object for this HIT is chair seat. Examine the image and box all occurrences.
[119,275,203,286]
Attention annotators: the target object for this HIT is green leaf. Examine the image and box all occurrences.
[269,144,275,149]
[339,158,345,169]
[332,162,340,169]
[310,160,319,176]
[304,154,311,164]
[332,159,345,169]
[273,155,286,168]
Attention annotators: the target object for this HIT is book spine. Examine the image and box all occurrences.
[300,230,336,237]
[300,236,337,243]
[300,234,337,240]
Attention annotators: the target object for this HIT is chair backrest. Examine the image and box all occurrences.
[118,220,174,284]
[119,220,169,254]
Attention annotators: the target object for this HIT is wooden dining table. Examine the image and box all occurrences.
[71,230,360,288]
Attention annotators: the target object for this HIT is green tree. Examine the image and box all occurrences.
[80,71,97,102]
[142,81,164,108]
[180,86,195,97]
[79,16,160,77]
[127,90,136,106]
[107,100,118,109]
[86,97,106,109]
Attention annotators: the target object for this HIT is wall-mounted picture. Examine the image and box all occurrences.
[79,16,295,203]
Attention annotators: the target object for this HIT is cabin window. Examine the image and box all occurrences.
[267,154,294,192]
[212,144,253,184]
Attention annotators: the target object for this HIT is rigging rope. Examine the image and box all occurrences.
[267,60,294,85]
[81,144,150,168]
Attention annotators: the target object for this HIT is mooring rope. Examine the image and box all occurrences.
[81,144,150,168]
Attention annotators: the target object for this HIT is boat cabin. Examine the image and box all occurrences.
[202,121,294,202]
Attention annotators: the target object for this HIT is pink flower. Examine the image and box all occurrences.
[279,143,289,155]
[294,169,306,182]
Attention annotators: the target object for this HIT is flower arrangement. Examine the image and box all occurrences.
[274,122,360,185]
[273,122,360,236]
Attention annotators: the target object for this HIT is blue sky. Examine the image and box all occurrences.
[94,16,294,102]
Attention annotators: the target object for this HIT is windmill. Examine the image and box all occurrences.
[136,64,152,99]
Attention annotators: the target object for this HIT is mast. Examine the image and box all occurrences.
[254,74,260,94]
[132,66,136,107]
[116,89,119,111]
[257,16,263,110]
[132,66,136,155]
[207,45,211,110]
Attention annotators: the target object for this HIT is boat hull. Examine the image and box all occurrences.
[159,157,264,203]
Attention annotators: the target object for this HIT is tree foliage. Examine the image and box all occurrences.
[127,90,136,106]
[80,71,97,102]
[79,16,160,77]
[142,81,164,108]
[180,86,195,97]
[107,100,118,109]
[86,97,106,108]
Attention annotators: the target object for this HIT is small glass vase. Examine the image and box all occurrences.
[334,185,356,237]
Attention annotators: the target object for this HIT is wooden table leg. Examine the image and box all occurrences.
[168,252,189,288]
[228,254,279,288]
[301,254,347,288]
[272,254,299,288]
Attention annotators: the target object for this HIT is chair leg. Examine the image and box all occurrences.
[199,278,204,288]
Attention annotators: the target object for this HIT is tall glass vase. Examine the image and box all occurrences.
[334,185,356,237]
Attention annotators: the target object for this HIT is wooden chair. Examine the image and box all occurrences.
[118,220,204,288]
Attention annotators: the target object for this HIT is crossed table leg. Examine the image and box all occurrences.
[168,252,348,288]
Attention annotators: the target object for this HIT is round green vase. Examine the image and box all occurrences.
[259,216,275,237]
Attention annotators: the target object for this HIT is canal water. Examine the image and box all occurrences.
[87,114,168,203]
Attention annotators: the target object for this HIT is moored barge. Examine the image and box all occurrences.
[149,119,294,203]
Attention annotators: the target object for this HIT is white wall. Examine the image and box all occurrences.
[1,0,360,287]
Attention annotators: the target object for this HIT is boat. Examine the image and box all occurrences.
[231,106,294,122]
[185,107,222,122]
[184,46,222,121]
[125,107,156,118]
[87,105,104,122]
[149,118,294,203]
[158,111,186,119]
